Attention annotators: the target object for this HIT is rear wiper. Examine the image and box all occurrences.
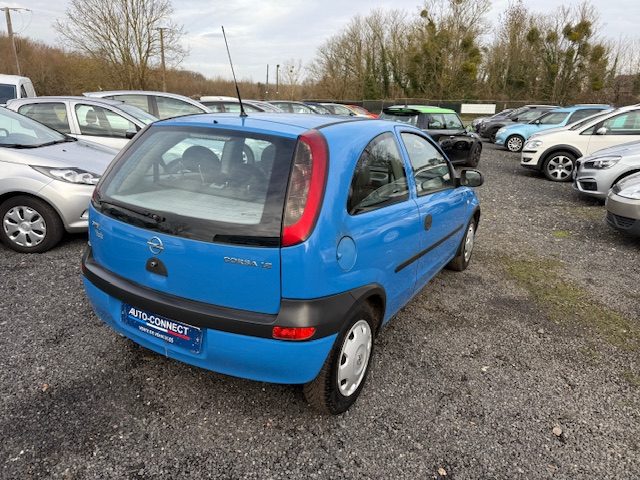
[98,200,165,223]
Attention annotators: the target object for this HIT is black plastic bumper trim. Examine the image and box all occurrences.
[81,247,384,340]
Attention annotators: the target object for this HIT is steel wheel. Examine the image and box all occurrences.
[3,205,47,248]
[506,135,524,152]
[337,319,372,397]
[463,223,475,262]
[545,154,574,181]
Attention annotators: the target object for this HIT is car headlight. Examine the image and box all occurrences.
[583,156,621,169]
[32,166,101,185]
[524,139,543,149]
[616,183,640,200]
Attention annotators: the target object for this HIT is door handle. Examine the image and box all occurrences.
[424,215,432,231]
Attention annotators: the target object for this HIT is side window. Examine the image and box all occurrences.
[20,85,28,98]
[75,104,136,138]
[347,132,409,214]
[113,94,150,113]
[156,96,204,119]
[18,103,71,133]
[601,111,640,135]
[401,132,453,195]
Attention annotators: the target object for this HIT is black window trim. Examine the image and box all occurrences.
[399,130,456,198]
[346,131,411,216]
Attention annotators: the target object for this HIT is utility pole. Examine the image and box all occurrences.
[156,27,168,92]
[2,7,30,76]
[265,64,269,100]
[276,64,280,98]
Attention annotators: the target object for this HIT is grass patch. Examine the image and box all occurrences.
[502,257,639,351]
[552,230,571,239]
[622,370,640,388]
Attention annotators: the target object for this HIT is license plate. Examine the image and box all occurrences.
[122,304,203,353]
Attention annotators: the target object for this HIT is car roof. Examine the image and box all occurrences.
[200,95,237,101]
[155,112,371,137]
[546,105,611,114]
[384,105,456,114]
[84,90,199,102]
[7,96,126,107]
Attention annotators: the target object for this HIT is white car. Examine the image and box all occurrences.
[7,97,157,150]
[521,104,640,181]
[84,90,210,119]
[0,74,36,105]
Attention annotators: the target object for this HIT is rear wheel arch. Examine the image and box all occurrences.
[362,294,385,334]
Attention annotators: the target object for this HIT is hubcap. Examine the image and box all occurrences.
[337,319,372,397]
[464,224,475,262]
[547,156,573,180]
[3,206,47,248]
[507,136,523,152]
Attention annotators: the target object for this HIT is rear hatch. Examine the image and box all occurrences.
[90,124,297,314]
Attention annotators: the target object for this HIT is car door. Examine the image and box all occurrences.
[74,103,136,149]
[585,109,640,154]
[422,113,471,164]
[398,130,469,289]
[344,131,422,314]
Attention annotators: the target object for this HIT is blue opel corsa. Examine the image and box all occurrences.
[82,112,483,414]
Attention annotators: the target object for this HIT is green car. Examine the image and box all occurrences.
[380,105,482,167]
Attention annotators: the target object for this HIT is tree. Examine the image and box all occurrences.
[54,0,185,89]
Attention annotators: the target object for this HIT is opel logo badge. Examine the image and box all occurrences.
[147,236,164,255]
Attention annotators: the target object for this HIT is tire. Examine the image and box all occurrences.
[542,151,576,182]
[0,195,64,253]
[304,303,378,415]
[466,142,482,167]
[505,135,524,152]
[488,130,497,143]
[447,218,477,272]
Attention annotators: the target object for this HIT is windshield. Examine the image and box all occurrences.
[324,104,352,115]
[0,107,67,147]
[118,104,158,125]
[569,110,614,130]
[518,110,547,122]
[0,84,17,104]
[531,112,569,125]
[96,126,296,244]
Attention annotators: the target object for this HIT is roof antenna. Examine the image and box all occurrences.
[221,26,247,118]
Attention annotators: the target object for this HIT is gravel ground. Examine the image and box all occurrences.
[1,143,638,479]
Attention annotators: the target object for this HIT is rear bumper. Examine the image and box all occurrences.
[84,278,336,383]
[81,247,380,383]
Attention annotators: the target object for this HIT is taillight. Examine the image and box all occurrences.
[272,326,316,341]
[281,129,328,246]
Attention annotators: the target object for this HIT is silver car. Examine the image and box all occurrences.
[606,171,640,236]
[0,107,117,253]
[6,96,157,150]
[574,140,640,199]
[84,90,210,119]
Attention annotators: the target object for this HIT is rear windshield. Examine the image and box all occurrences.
[0,84,17,104]
[96,126,296,245]
[379,111,418,126]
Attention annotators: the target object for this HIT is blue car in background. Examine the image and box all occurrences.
[82,112,483,414]
[496,105,611,152]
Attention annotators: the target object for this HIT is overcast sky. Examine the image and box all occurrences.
[4,0,640,81]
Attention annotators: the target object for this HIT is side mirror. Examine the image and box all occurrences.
[125,130,137,139]
[534,119,541,125]
[459,169,484,188]
[511,117,518,122]
[596,126,608,135]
